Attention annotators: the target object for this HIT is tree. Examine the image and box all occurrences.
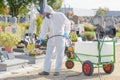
[6,0,33,17]
[39,0,63,14]
[18,6,30,16]
[96,7,109,16]
[5,0,63,17]
[48,0,63,10]
[0,0,6,15]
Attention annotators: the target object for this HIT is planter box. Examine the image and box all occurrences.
[15,54,45,64]
[1,51,15,60]
[0,58,28,71]
[13,48,25,53]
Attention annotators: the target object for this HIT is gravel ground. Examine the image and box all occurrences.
[2,44,120,80]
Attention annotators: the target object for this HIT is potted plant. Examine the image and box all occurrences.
[70,32,78,42]
[26,40,47,56]
[29,48,43,56]
[83,32,94,41]
[26,43,35,56]
[0,32,21,53]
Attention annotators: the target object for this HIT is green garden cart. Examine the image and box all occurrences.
[65,39,116,76]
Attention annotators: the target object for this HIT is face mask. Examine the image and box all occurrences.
[45,13,51,19]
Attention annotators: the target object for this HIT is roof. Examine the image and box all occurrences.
[57,8,96,16]
[106,11,120,16]
[73,8,96,16]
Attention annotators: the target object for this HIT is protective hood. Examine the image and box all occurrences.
[44,5,54,13]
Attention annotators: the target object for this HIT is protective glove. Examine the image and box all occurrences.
[45,13,51,19]
[63,33,69,38]
[35,37,43,48]
[36,37,43,45]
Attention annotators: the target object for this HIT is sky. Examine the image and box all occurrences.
[62,0,120,11]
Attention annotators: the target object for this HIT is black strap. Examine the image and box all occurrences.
[48,35,64,39]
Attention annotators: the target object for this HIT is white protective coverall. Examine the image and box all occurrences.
[39,5,70,72]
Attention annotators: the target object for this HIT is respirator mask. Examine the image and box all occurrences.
[45,13,52,19]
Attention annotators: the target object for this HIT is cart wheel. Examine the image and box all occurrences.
[82,60,94,76]
[65,60,74,69]
[103,64,114,74]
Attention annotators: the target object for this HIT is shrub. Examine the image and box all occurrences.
[84,23,94,32]
[83,32,95,41]
[93,27,96,32]
[17,22,30,38]
[0,32,21,47]
[0,21,9,30]
[18,22,30,30]
[116,32,120,38]
[26,43,44,56]
[116,28,120,32]
[70,32,78,42]
[114,28,120,38]
[36,15,43,36]
[26,43,35,52]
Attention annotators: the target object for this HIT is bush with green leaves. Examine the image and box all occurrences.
[18,22,30,30]
[83,32,95,41]
[17,22,30,38]
[26,43,35,52]
[93,27,96,32]
[113,28,120,38]
[116,32,120,38]
[84,23,94,32]
[0,32,21,47]
[116,28,120,32]
[70,32,78,42]
[0,21,9,29]
[36,15,43,36]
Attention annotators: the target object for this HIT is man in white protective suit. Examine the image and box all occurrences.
[38,5,70,76]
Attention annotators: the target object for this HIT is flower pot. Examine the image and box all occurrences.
[0,26,2,31]
[5,46,13,53]
[87,36,94,41]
